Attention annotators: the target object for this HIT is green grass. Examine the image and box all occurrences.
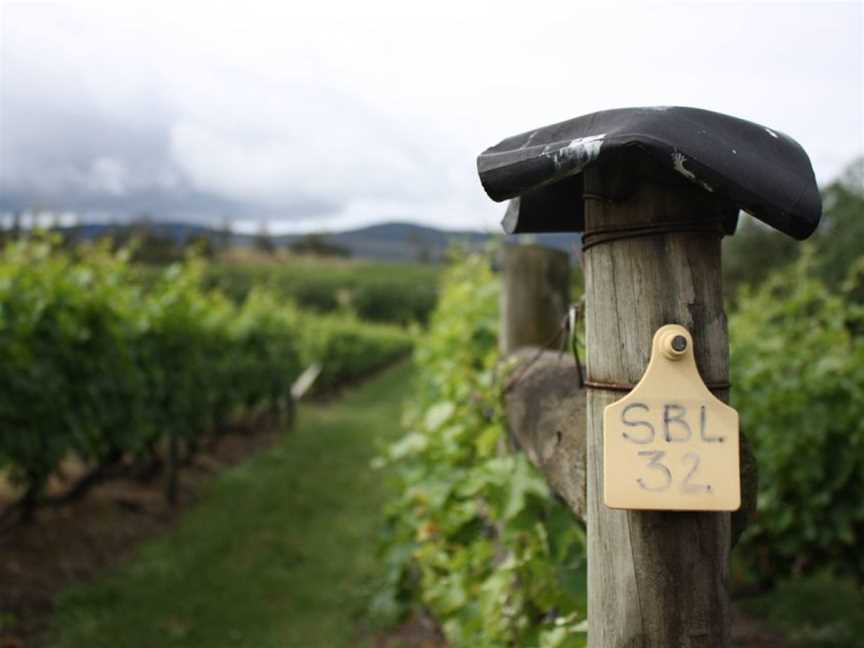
[46,362,416,648]
[204,260,441,325]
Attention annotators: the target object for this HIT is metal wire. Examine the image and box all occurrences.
[503,297,731,395]
[581,220,724,252]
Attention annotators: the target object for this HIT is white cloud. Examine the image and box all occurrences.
[168,95,437,206]
[1,0,861,231]
[86,157,129,195]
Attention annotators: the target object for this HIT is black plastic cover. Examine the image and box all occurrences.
[477,107,822,240]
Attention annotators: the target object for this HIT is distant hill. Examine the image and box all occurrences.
[275,223,488,262]
[57,220,580,262]
[277,222,580,261]
[69,221,214,244]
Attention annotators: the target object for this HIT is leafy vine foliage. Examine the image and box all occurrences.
[731,250,864,585]
[204,261,440,325]
[376,253,587,648]
[0,235,413,511]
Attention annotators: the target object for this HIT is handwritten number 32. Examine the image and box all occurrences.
[636,451,711,493]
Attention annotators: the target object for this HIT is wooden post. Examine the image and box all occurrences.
[499,242,569,355]
[583,163,733,646]
[504,349,587,517]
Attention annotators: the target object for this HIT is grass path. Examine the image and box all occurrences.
[47,362,415,648]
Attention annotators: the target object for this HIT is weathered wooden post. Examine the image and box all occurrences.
[581,161,736,645]
[499,237,570,355]
[498,235,574,473]
[477,107,821,646]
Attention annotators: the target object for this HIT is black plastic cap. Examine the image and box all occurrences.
[477,107,822,240]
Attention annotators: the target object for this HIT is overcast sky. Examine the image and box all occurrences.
[1,0,861,233]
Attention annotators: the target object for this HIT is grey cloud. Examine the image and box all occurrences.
[0,185,340,223]
[0,28,347,223]
[1,2,859,233]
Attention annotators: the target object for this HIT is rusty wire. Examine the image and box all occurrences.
[581,219,725,252]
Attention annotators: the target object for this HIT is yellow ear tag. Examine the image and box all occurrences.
[603,324,740,511]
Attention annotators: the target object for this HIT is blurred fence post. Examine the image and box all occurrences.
[499,241,569,355]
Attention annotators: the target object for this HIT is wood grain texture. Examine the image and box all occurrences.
[504,349,586,518]
[583,165,733,648]
[502,351,756,542]
[499,243,569,355]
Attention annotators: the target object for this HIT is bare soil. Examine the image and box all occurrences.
[732,603,790,648]
[374,611,448,648]
[0,418,282,647]
[0,414,786,648]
